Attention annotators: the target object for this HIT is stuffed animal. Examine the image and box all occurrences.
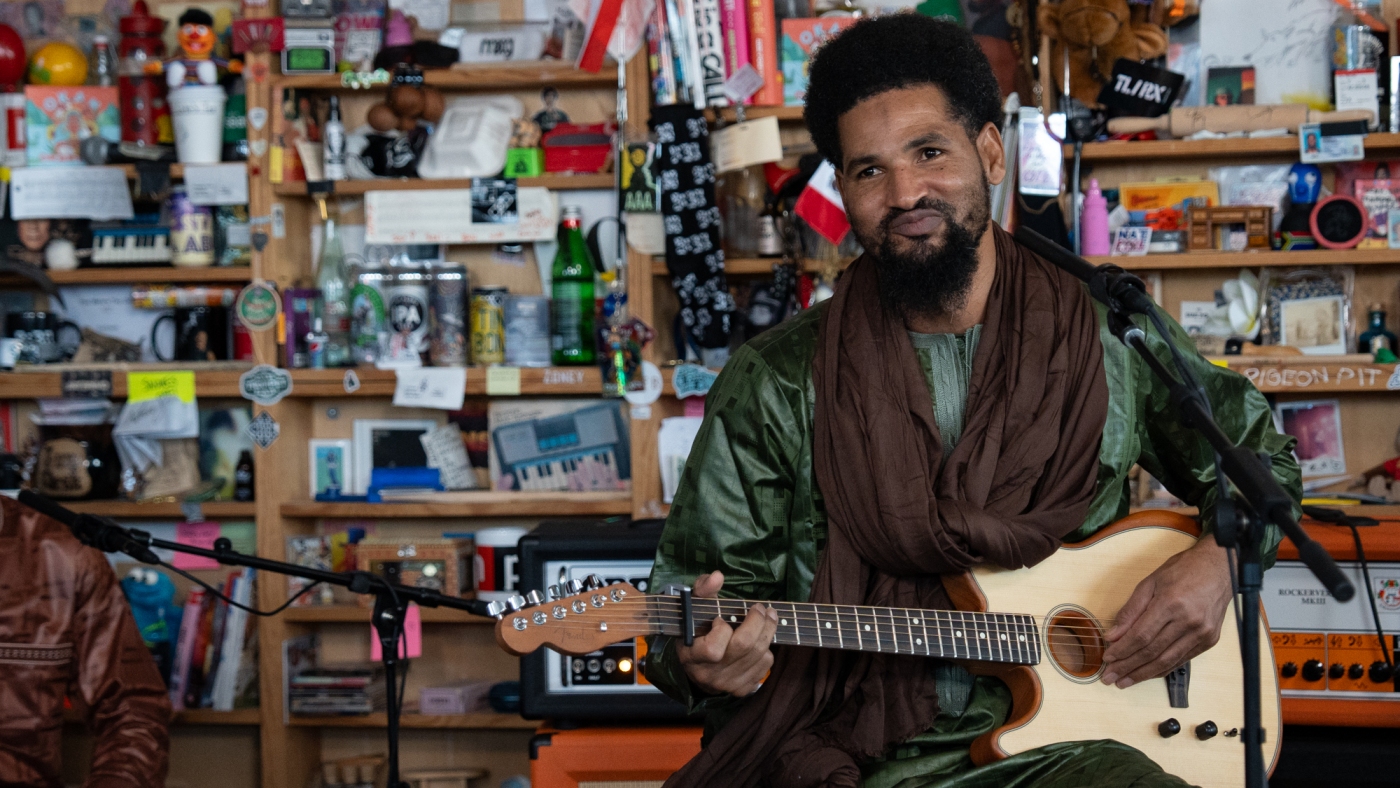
[1037,0,1167,108]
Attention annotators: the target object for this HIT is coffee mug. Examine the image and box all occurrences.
[4,311,80,364]
[152,306,231,362]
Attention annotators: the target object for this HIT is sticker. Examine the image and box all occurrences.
[128,371,196,403]
[672,364,718,398]
[247,410,280,449]
[271,203,286,239]
[181,501,204,523]
[248,106,268,131]
[723,63,764,103]
[485,366,521,395]
[240,364,294,405]
[251,231,269,252]
[344,369,361,393]
[624,361,663,406]
[251,139,268,157]
[1388,364,1400,391]
[236,281,280,330]
[1111,226,1152,257]
[61,370,112,399]
[393,367,467,410]
[631,404,652,420]
[710,116,783,174]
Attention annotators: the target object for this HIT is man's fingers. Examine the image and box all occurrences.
[682,616,733,664]
[1119,638,1203,686]
[692,571,724,598]
[729,604,778,654]
[1103,619,1188,686]
[1103,588,1173,665]
[1105,576,1157,642]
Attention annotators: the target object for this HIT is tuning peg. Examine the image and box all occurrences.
[525,590,544,607]
[505,595,526,612]
[484,600,507,619]
[565,579,585,595]
[548,584,563,601]
[585,574,604,590]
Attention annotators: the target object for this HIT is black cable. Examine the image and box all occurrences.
[1346,523,1395,670]
[162,560,323,617]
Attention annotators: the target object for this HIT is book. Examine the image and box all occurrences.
[1354,178,1400,249]
[168,587,207,710]
[183,586,219,709]
[198,572,239,708]
[780,18,854,106]
[694,0,728,106]
[747,0,781,105]
[211,569,255,711]
[25,86,120,166]
[720,0,750,84]
[286,535,333,606]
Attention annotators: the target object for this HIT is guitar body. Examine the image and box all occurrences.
[948,511,1282,788]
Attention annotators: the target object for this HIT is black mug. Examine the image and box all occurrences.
[152,306,231,362]
[4,311,80,364]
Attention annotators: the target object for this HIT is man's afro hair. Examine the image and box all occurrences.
[803,14,1003,167]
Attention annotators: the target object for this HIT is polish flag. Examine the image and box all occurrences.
[794,160,849,245]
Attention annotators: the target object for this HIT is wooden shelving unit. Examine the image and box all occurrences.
[651,256,847,275]
[282,605,491,624]
[1107,249,1400,270]
[272,173,615,197]
[280,491,632,518]
[1076,133,1400,161]
[706,105,805,122]
[288,366,602,396]
[274,62,618,91]
[63,500,258,519]
[287,713,535,730]
[0,363,252,399]
[64,707,262,726]
[1215,354,1400,394]
[116,162,187,179]
[1,266,253,286]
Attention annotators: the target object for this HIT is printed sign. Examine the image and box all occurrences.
[1097,59,1185,117]
[240,364,294,405]
[247,410,280,449]
[236,282,280,331]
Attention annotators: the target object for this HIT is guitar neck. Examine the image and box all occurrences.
[648,597,1041,666]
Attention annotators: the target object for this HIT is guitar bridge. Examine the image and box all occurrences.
[1166,662,1190,708]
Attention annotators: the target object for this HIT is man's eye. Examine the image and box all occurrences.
[920,148,942,160]
[857,167,879,179]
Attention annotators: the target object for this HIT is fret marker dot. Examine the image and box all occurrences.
[1018,635,1026,641]
[730,616,738,623]
[1000,634,1007,641]
[781,619,788,626]
[956,631,963,637]
[979,632,986,639]
[864,624,871,631]
[915,638,923,645]
[825,622,832,629]
[912,619,919,625]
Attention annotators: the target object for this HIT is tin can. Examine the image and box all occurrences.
[504,294,552,367]
[387,266,431,358]
[168,187,215,267]
[470,287,508,365]
[350,265,390,363]
[429,264,469,367]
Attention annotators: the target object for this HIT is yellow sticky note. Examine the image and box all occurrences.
[1209,358,1230,368]
[127,371,196,403]
[485,366,521,396]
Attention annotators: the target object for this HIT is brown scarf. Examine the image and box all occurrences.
[664,226,1110,788]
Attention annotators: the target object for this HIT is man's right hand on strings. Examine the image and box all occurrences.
[676,571,779,697]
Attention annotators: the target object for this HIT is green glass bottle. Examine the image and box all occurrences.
[314,195,350,367]
[550,206,596,365]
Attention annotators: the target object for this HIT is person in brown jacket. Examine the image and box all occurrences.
[0,494,170,787]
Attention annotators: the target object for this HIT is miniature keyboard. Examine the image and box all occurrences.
[91,227,172,265]
[493,403,629,492]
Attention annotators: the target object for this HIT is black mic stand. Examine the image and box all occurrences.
[1012,227,1356,788]
[17,489,506,788]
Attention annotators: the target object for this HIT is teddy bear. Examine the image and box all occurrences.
[1037,0,1168,108]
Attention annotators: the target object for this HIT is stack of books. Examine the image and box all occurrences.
[169,567,259,711]
[289,665,387,716]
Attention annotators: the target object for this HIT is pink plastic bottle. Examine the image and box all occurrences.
[1081,178,1111,257]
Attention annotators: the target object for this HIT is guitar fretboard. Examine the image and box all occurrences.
[649,597,1041,665]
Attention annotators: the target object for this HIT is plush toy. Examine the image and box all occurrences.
[150,8,242,89]
[1036,0,1167,108]
[120,567,182,682]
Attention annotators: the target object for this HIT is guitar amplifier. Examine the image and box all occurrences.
[517,518,691,722]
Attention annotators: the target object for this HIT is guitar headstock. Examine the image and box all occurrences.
[493,579,650,656]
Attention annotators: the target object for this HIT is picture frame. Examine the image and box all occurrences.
[351,418,438,494]
[1275,400,1346,478]
[308,438,353,498]
[1279,294,1347,356]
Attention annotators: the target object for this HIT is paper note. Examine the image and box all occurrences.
[485,366,522,395]
[710,116,783,173]
[370,602,423,660]
[173,522,223,570]
[127,371,196,403]
[420,424,477,490]
[365,187,557,244]
[393,367,467,410]
[10,166,135,220]
[183,163,251,205]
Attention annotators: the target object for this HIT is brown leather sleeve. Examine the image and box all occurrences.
[70,551,170,788]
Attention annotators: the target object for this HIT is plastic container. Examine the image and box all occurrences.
[1080,178,1110,256]
[168,84,226,163]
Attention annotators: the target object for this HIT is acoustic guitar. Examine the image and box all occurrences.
[494,511,1281,787]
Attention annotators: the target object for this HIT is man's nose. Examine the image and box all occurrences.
[886,164,927,211]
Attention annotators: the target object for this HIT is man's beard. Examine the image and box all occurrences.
[856,183,990,321]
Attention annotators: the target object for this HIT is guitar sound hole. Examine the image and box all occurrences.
[1047,610,1104,679]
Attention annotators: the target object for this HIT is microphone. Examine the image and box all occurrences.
[17,490,162,564]
[1013,226,1158,318]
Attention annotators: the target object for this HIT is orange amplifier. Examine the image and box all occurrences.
[1266,518,1400,727]
[530,725,702,788]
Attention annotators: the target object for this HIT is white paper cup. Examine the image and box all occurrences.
[168,85,226,164]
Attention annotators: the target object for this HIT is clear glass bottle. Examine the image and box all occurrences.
[89,35,114,86]
[550,205,597,365]
[720,164,765,256]
[314,197,351,366]
[1357,303,1398,355]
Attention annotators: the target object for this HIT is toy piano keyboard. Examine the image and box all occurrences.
[91,223,172,265]
[492,403,631,492]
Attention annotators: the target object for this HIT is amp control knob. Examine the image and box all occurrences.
[1348,663,1365,680]
[1369,661,1395,684]
[1195,721,1218,740]
[1279,662,1298,678]
[1301,660,1325,682]
[1157,719,1181,738]
[1328,663,1345,680]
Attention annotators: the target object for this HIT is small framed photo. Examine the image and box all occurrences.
[1279,294,1347,355]
[1276,400,1346,478]
[351,418,438,494]
[308,439,353,498]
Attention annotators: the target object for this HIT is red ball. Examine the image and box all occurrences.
[0,25,23,89]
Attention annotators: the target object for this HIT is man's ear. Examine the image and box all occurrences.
[976,122,1006,187]
[833,166,847,205]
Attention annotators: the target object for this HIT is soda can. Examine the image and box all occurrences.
[429,264,469,367]
[350,265,390,363]
[470,286,508,365]
[168,186,215,267]
[387,266,431,359]
[504,294,552,367]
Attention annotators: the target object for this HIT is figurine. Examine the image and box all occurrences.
[532,86,569,133]
[149,8,242,89]
[120,567,182,682]
[1278,163,1322,251]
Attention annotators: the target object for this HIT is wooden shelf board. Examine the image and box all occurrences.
[288,712,535,730]
[0,266,254,286]
[1280,696,1400,727]
[62,500,257,519]
[288,366,601,396]
[1076,133,1400,161]
[66,707,260,726]
[282,605,491,624]
[116,162,186,179]
[273,173,615,197]
[706,106,805,122]
[651,257,847,275]
[0,363,252,399]
[1213,354,1399,394]
[281,491,633,518]
[1103,249,1400,270]
[275,63,616,91]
